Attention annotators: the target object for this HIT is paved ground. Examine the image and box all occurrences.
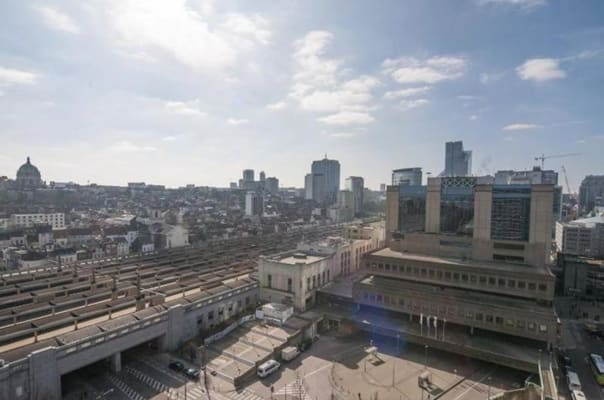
[62,331,532,400]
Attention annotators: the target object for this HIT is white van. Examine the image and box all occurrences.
[571,390,586,400]
[257,359,280,378]
[566,371,582,392]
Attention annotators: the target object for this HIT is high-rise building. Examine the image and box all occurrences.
[243,169,255,183]
[265,177,279,195]
[356,178,558,372]
[345,176,364,216]
[304,174,313,200]
[579,175,604,215]
[380,184,386,192]
[556,215,604,258]
[259,171,266,182]
[392,167,422,186]
[444,141,472,177]
[311,156,340,205]
[245,191,263,216]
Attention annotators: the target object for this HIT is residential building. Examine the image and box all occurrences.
[265,177,279,195]
[336,190,354,222]
[10,213,65,230]
[579,175,604,215]
[444,141,472,177]
[392,167,422,186]
[311,156,340,205]
[345,176,364,216]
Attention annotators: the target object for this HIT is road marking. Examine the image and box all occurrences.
[449,368,497,400]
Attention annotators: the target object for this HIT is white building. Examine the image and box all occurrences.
[165,225,189,248]
[556,214,604,258]
[10,213,65,230]
[245,191,263,216]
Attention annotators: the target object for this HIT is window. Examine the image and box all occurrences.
[208,311,214,320]
[428,270,435,278]
[445,272,452,280]
[528,322,536,331]
[421,268,427,277]
[384,295,390,304]
[538,284,547,291]
[398,298,405,306]
[312,275,316,288]
[506,319,514,327]
[462,274,468,282]
[378,263,383,269]
[376,294,383,303]
[539,324,547,333]
[516,320,525,328]
[385,264,390,271]
[307,277,311,291]
[413,267,419,275]
[508,280,516,288]
[498,278,505,287]
[476,313,483,322]
[363,292,368,300]
[470,275,477,284]
[486,315,493,323]
[528,282,536,291]
[287,278,292,292]
[518,281,526,289]
[495,317,503,325]
[437,271,443,279]
[267,274,272,289]
[453,273,460,281]
[479,276,487,284]
[327,270,330,281]
[488,277,496,286]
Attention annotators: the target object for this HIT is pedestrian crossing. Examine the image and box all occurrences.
[226,389,265,400]
[107,374,145,400]
[274,381,310,400]
[125,365,170,393]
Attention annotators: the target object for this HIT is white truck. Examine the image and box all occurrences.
[281,346,300,362]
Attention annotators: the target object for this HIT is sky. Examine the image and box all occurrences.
[0,0,603,190]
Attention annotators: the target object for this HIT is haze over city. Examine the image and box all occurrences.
[1,0,603,188]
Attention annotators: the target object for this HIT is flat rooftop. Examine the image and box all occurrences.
[277,254,325,265]
[370,247,552,277]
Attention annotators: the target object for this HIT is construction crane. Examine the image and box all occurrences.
[560,165,574,194]
[534,153,580,169]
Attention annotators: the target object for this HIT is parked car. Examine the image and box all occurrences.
[169,361,185,372]
[257,359,280,378]
[184,368,200,380]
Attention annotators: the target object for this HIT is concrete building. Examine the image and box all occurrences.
[305,173,325,203]
[392,167,422,186]
[559,254,604,298]
[336,190,354,222]
[444,141,472,177]
[10,213,65,230]
[310,156,340,205]
[494,167,558,185]
[259,171,266,182]
[555,215,604,258]
[259,232,382,311]
[245,191,263,216]
[353,177,558,372]
[579,175,604,215]
[243,169,254,183]
[345,176,364,216]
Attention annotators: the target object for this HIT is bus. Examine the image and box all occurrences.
[589,353,604,386]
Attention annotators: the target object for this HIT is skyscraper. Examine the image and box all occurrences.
[345,176,364,216]
[392,167,422,186]
[242,169,254,183]
[579,175,604,215]
[444,141,472,177]
[311,156,340,205]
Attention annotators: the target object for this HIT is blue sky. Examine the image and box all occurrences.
[0,0,602,189]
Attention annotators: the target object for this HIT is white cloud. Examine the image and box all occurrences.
[0,66,37,86]
[164,99,206,116]
[400,98,429,110]
[383,56,467,84]
[221,13,271,45]
[329,132,360,138]
[477,0,547,9]
[35,6,80,34]
[502,123,542,131]
[289,31,380,126]
[317,111,374,126]
[384,86,430,100]
[106,0,270,71]
[469,115,478,121]
[110,141,157,152]
[266,101,287,111]
[227,118,249,125]
[516,58,565,82]
[162,136,177,142]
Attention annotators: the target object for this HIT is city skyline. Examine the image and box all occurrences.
[1,1,603,189]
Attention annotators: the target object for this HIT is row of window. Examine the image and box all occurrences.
[369,261,548,292]
[361,292,549,334]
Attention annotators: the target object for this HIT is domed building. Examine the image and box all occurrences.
[16,157,43,190]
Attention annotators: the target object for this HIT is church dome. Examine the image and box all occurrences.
[16,157,42,189]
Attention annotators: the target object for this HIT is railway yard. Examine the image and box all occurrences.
[0,224,342,400]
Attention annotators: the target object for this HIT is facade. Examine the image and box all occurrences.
[559,254,604,298]
[245,191,263,216]
[310,157,340,205]
[15,157,43,190]
[579,175,604,215]
[345,176,364,216]
[259,233,382,311]
[494,167,558,185]
[392,167,422,186]
[357,177,558,368]
[444,141,472,177]
[555,215,604,258]
[10,213,65,230]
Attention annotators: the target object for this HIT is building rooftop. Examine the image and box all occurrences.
[278,253,325,265]
[370,247,553,277]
